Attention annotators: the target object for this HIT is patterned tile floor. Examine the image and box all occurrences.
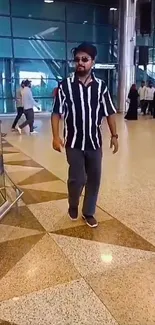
[0,115,155,324]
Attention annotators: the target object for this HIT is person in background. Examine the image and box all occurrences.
[145,81,155,115]
[17,80,39,135]
[51,42,118,228]
[125,84,139,120]
[138,80,146,114]
[11,80,25,131]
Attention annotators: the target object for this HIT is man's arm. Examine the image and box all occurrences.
[102,86,118,154]
[51,84,64,152]
[107,114,117,137]
[27,88,39,108]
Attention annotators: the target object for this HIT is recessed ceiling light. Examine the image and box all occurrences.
[44,0,54,3]
[110,7,117,11]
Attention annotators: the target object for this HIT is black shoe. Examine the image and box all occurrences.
[82,215,98,228]
[68,207,78,221]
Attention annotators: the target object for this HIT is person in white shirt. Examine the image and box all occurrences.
[17,80,39,135]
[12,80,25,130]
[138,81,146,114]
[145,81,155,115]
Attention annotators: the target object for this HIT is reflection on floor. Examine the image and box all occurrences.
[0,114,155,324]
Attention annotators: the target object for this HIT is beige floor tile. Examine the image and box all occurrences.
[0,234,80,301]
[5,164,42,174]
[28,199,69,231]
[0,224,43,243]
[51,234,155,277]
[86,257,155,325]
[0,279,119,325]
[4,153,30,163]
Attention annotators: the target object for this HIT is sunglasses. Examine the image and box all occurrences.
[74,56,91,63]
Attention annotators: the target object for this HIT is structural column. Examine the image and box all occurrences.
[117,0,137,112]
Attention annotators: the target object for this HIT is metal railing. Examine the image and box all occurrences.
[0,121,23,221]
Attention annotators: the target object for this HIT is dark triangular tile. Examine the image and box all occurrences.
[20,188,68,204]
[0,234,44,280]
[18,169,59,186]
[5,159,42,168]
[0,320,18,325]
[2,142,14,148]
[54,219,155,252]
[1,206,45,232]
[2,151,19,154]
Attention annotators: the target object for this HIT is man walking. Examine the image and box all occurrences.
[51,42,118,228]
[138,80,146,114]
[17,80,39,135]
[145,81,155,115]
[12,80,25,130]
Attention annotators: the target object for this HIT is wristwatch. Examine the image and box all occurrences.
[111,134,118,139]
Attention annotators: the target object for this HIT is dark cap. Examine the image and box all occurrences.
[24,79,31,87]
[72,42,97,60]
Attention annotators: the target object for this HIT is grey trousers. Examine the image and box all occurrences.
[66,147,102,216]
[19,108,34,133]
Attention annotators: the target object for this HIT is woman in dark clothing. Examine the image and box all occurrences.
[125,84,139,120]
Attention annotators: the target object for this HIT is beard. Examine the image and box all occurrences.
[76,67,88,76]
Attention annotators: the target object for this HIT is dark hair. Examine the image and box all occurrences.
[72,42,97,60]
[21,80,25,86]
[24,79,31,87]
[130,84,136,91]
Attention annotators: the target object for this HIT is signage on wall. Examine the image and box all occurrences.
[95,64,115,70]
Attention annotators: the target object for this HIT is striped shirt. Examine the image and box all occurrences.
[52,73,116,151]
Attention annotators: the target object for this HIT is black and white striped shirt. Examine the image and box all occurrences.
[52,73,116,151]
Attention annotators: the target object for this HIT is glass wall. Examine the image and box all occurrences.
[0,0,118,113]
[136,2,155,87]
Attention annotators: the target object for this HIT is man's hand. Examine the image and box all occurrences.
[53,137,64,152]
[110,137,118,154]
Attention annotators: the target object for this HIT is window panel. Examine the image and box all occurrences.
[30,78,58,98]
[11,0,65,21]
[14,59,65,86]
[0,0,9,15]
[13,39,65,60]
[1,99,16,113]
[96,44,110,62]
[67,23,112,43]
[0,38,12,58]
[0,17,11,37]
[12,18,65,41]
[136,34,153,47]
[66,3,110,24]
